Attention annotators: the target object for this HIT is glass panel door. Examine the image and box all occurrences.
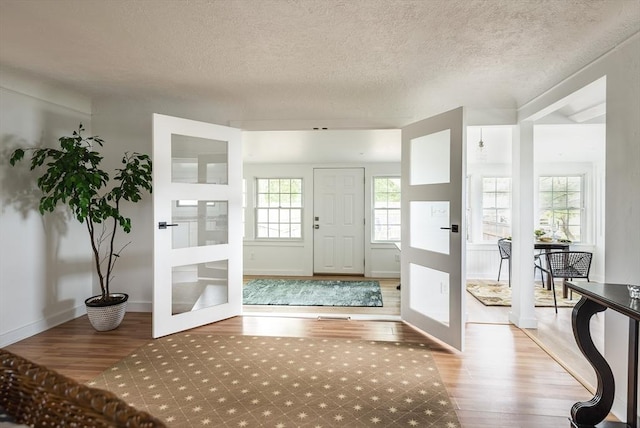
[401,107,466,351]
[153,114,242,338]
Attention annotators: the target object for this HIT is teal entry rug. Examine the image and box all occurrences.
[243,278,383,307]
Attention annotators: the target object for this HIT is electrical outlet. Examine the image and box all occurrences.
[250,252,255,260]
[394,254,400,262]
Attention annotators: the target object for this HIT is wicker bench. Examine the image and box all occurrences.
[0,349,165,427]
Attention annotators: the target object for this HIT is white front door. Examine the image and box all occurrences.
[313,168,365,275]
[400,107,466,351]
[152,114,243,338]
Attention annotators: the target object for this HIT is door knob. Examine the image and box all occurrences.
[314,225,319,229]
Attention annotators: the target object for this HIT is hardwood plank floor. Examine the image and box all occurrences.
[5,311,604,427]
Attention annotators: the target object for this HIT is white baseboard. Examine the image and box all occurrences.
[243,269,311,276]
[369,270,401,278]
[0,305,86,347]
[126,301,152,312]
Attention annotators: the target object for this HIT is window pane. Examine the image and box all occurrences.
[496,193,510,208]
[539,192,553,208]
[553,176,567,189]
[481,176,512,241]
[496,209,511,224]
[372,177,401,242]
[388,226,401,241]
[290,224,302,238]
[257,194,269,207]
[539,177,553,191]
[483,193,496,208]
[374,210,388,225]
[538,176,583,243]
[566,192,581,208]
[483,209,497,224]
[257,224,269,237]
[567,177,581,191]
[255,177,303,239]
[388,209,401,225]
[496,178,511,192]
[290,209,301,223]
[483,177,496,190]
[268,179,280,193]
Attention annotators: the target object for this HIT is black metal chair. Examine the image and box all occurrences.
[497,238,512,286]
[544,251,593,313]
[498,238,550,288]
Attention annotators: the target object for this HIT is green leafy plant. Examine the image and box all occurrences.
[9,124,152,303]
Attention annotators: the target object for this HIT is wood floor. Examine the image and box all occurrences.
[246,275,602,395]
[4,298,612,427]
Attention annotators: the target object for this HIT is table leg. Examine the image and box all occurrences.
[571,297,615,426]
[544,249,552,291]
[627,319,638,428]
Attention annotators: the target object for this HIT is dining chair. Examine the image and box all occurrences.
[497,238,512,286]
[544,251,593,313]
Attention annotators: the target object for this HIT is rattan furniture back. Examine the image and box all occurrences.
[0,348,166,427]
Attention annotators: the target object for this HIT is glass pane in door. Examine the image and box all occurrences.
[171,200,228,249]
[410,201,450,254]
[172,260,229,315]
[410,129,450,185]
[409,263,450,326]
[171,134,228,184]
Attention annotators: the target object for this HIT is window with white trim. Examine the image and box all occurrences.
[482,177,511,240]
[256,178,302,238]
[538,176,583,242]
[373,177,401,242]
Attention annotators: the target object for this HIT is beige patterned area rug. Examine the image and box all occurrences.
[89,333,460,427]
[466,280,581,307]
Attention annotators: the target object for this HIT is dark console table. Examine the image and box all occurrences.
[566,281,639,428]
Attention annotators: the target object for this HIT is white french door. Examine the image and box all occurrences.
[152,114,243,338]
[313,168,365,275]
[400,107,466,351]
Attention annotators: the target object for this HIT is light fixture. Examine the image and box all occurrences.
[475,128,487,162]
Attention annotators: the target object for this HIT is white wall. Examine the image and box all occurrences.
[519,33,640,424]
[0,72,93,346]
[243,160,401,278]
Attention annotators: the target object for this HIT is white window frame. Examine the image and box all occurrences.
[481,176,512,241]
[537,174,585,243]
[255,178,303,239]
[372,176,401,243]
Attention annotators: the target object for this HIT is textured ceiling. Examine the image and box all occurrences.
[0,0,638,129]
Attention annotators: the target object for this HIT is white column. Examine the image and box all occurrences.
[509,122,537,328]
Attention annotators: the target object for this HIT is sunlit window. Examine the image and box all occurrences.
[482,177,511,240]
[256,178,302,238]
[373,177,401,242]
[538,176,583,242]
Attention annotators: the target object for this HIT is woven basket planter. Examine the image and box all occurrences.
[85,293,128,331]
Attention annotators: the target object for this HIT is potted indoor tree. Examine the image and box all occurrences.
[9,124,152,331]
